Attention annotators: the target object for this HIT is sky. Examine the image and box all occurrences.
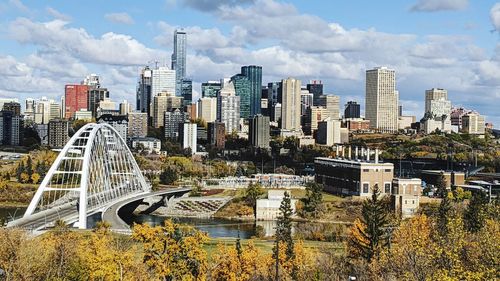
[0,0,499,124]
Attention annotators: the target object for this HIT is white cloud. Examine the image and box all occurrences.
[410,0,468,12]
[9,0,30,13]
[46,7,71,21]
[490,3,500,32]
[104,12,135,25]
[181,0,254,11]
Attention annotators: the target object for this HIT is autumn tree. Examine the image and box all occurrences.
[301,182,323,218]
[348,184,388,262]
[244,182,264,218]
[437,194,452,237]
[273,191,295,279]
[132,219,209,280]
[435,173,448,198]
[464,191,489,233]
[159,166,178,185]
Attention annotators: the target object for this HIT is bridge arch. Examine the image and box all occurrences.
[22,123,150,229]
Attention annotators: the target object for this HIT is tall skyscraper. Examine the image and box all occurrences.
[2,102,21,116]
[317,118,342,146]
[88,87,109,118]
[462,113,485,136]
[197,97,217,123]
[281,78,302,133]
[344,101,361,119]
[241,65,263,116]
[300,90,314,116]
[181,79,193,106]
[318,95,340,120]
[151,66,176,97]
[423,88,451,134]
[231,74,251,119]
[65,84,89,119]
[136,66,152,114]
[267,82,282,122]
[207,122,225,149]
[249,114,270,149]
[307,80,323,105]
[152,92,183,128]
[119,100,133,115]
[365,67,399,132]
[180,123,197,154]
[172,30,187,96]
[0,111,22,146]
[217,80,240,133]
[201,81,222,98]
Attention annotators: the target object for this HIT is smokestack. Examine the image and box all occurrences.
[355,146,359,159]
[366,148,370,161]
[375,148,379,164]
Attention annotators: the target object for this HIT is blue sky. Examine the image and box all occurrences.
[1,0,499,124]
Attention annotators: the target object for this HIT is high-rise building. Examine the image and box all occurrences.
[217,80,240,133]
[231,74,251,119]
[88,87,109,118]
[0,111,22,146]
[181,79,193,106]
[207,122,225,149]
[0,98,19,110]
[451,107,475,129]
[65,84,89,119]
[365,67,399,132]
[49,102,62,121]
[172,30,187,96]
[151,66,176,97]
[152,92,183,128]
[128,111,148,138]
[97,114,128,141]
[307,80,323,105]
[304,106,328,135]
[164,109,186,140]
[281,78,302,133]
[267,82,282,122]
[316,118,342,146]
[201,81,222,98]
[2,102,21,116]
[241,65,263,116]
[423,88,451,134]
[119,100,133,115]
[462,113,485,136]
[186,103,197,120]
[197,97,217,123]
[82,74,100,88]
[300,90,314,116]
[249,114,270,149]
[74,109,92,120]
[136,66,152,115]
[317,95,340,120]
[25,98,35,118]
[344,101,361,119]
[48,119,69,148]
[180,123,197,154]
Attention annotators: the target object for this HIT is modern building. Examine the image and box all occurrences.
[231,74,251,119]
[119,100,133,116]
[130,137,161,154]
[97,114,128,141]
[180,123,197,154]
[462,113,485,136]
[317,95,340,120]
[65,84,89,119]
[256,190,297,220]
[267,82,282,122]
[201,81,221,98]
[136,66,153,116]
[398,115,416,130]
[304,106,328,135]
[241,65,263,116]
[33,97,58,124]
[249,114,270,149]
[217,80,240,133]
[164,109,186,140]
[127,111,148,138]
[48,119,69,148]
[87,87,109,118]
[172,30,187,96]
[151,66,176,97]
[0,98,19,110]
[451,107,475,129]
[345,119,371,132]
[300,90,314,116]
[82,73,101,88]
[152,92,183,128]
[186,103,197,120]
[316,118,342,146]
[281,78,302,134]
[365,67,399,132]
[2,102,21,116]
[207,122,225,149]
[24,98,35,120]
[181,79,193,106]
[0,111,22,146]
[344,101,361,119]
[307,80,323,106]
[315,150,394,196]
[74,109,92,120]
[197,97,217,123]
[36,124,48,145]
[423,88,451,134]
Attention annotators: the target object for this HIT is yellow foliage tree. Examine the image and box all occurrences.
[272,240,315,281]
[132,219,209,280]
[20,172,30,183]
[31,173,41,184]
[347,218,370,258]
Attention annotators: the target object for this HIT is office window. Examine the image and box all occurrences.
[385,169,391,172]
[363,183,369,193]
[363,169,369,172]
[384,183,391,193]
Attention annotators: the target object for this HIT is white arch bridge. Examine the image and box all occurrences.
[7,123,189,231]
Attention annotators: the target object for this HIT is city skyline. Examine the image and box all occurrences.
[0,0,499,124]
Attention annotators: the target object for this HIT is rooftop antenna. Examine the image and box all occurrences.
[148,60,160,69]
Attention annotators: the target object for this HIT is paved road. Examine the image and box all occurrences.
[101,187,192,231]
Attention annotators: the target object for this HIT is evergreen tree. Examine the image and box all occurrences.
[235,227,242,259]
[348,184,388,261]
[302,182,323,218]
[25,156,33,178]
[159,166,178,185]
[16,161,25,182]
[464,191,488,233]
[437,194,452,237]
[273,191,295,279]
[435,173,448,198]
